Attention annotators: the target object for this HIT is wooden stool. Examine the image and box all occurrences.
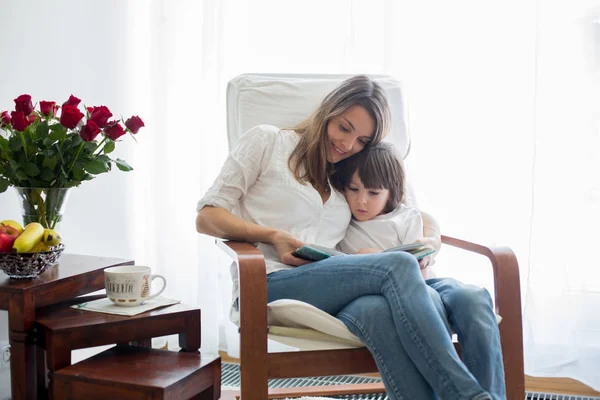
[35,296,201,393]
[53,345,221,399]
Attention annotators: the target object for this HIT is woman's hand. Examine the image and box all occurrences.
[271,230,310,267]
[357,248,383,254]
[415,236,439,270]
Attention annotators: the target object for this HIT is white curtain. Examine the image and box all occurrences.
[0,0,598,391]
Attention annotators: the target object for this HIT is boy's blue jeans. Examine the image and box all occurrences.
[266,252,505,400]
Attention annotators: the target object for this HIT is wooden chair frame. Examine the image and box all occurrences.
[219,235,524,400]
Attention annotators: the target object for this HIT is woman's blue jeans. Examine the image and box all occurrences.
[266,252,506,400]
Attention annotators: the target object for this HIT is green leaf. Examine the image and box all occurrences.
[65,180,82,187]
[35,121,49,141]
[8,136,22,151]
[70,134,83,148]
[103,141,115,154]
[72,166,85,181]
[115,158,133,171]
[81,173,94,181]
[29,178,41,187]
[0,177,9,193]
[96,154,111,163]
[83,141,97,153]
[23,162,40,177]
[42,156,57,170]
[39,168,55,181]
[15,170,27,180]
[84,159,109,174]
[0,135,8,151]
[49,125,67,141]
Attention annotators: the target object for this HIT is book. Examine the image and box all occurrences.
[292,242,435,262]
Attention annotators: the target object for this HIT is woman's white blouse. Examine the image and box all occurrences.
[197,125,352,277]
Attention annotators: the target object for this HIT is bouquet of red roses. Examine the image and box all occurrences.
[0,94,144,193]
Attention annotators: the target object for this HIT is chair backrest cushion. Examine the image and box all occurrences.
[226,73,410,159]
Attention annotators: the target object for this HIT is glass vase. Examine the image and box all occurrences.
[14,187,71,230]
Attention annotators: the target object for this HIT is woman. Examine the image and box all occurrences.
[196,75,504,400]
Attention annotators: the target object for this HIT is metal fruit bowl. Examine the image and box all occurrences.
[0,244,65,279]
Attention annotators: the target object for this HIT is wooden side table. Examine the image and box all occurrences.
[36,298,201,394]
[0,254,133,400]
[53,346,221,400]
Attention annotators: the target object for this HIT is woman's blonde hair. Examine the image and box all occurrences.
[288,75,391,191]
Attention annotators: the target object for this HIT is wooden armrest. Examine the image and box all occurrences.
[216,239,269,387]
[441,234,524,387]
[441,235,521,318]
[216,240,268,330]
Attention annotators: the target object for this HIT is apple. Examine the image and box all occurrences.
[0,224,20,253]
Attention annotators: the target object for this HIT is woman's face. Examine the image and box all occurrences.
[326,105,375,163]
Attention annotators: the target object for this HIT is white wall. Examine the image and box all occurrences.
[0,1,139,394]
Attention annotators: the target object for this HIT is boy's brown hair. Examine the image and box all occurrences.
[331,141,406,213]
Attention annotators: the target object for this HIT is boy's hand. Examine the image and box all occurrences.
[415,237,439,270]
[357,248,382,254]
[271,230,310,267]
[419,256,434,270]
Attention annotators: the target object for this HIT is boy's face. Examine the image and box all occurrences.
[344,172,390,222]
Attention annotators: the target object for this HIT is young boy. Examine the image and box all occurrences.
[331,141,431,279]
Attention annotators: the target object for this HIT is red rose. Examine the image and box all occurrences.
[40,101,56,117]
[27,114,38,124]
[125,116,144,134]
[89,106,112,128]
[10,111,31,131]
[104,122,126,140]
[0,111,10,127]
[14,94,34,116]
[80,120,101,142]
[62,94,81,107]
[87,106,94,114]
[59,105,84,129]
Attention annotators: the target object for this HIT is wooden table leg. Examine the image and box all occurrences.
[129,338,153,348]
[8,334,37,400]
[190,359,221,400]
[36,343,48,398]
[179,309,201,351]
[46,333,71,400]
[8,292,37,400]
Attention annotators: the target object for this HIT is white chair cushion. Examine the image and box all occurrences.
[267,298,502,350]
[268,299,364,347]
[226,73,410,159]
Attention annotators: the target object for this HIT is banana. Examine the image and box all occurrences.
[1,220,23,233]
[30,241,50,253]
[13,223,44,253]
[42,229,62,246]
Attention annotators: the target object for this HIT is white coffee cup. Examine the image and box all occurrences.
[104,266,166,307]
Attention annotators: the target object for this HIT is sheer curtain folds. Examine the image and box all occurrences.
[0,0,598,389]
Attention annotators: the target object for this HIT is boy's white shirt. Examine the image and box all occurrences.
[337,199,437,278]
[337,203,424,254]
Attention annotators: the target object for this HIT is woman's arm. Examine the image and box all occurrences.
[196,206,309,266]
[196,206,276,243]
